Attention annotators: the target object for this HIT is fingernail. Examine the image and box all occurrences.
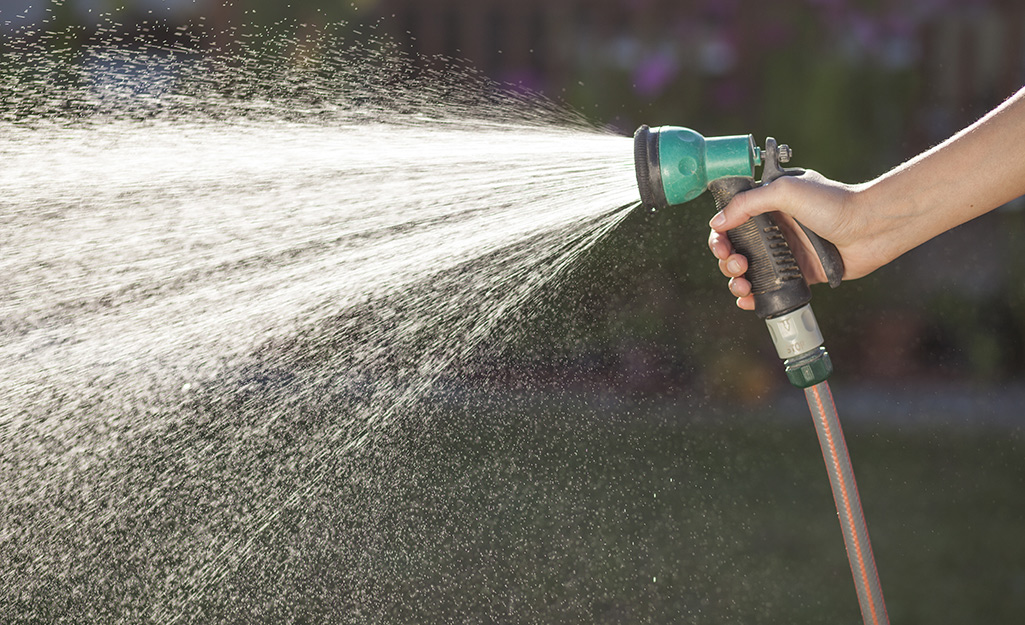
[726,259,741,274]
[709,211,726,229]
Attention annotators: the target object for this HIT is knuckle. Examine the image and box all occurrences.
[769,175,798,202]
[727,190,752,216]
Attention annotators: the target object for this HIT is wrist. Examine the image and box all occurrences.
[843,179,918,278]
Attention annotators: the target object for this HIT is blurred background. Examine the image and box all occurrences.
[5,0,1024,399]
[3,1,1025,623]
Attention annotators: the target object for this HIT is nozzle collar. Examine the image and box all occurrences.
[633,125,668,209]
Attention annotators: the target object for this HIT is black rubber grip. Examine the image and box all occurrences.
[709,176,811,319]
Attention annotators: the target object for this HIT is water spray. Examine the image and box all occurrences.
[634,125,889,625]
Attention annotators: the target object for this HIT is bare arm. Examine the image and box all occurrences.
[710,86,1025,310]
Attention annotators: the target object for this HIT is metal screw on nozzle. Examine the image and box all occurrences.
[777,144,792,164]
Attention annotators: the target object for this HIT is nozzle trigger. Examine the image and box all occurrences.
[761,138,844,288]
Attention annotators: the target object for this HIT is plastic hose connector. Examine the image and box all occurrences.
[765,304,824,359]
[786,347,834,388]
[708,176,811,319]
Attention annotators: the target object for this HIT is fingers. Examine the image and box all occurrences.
[708,228,732,261]
[712,229,748,290]
[735,294,756,311]
[729,277,754,310]
[710,225,754,308]
[727,274,749,296]
[718,253,747,279]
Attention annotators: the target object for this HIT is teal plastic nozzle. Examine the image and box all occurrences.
[633,124,842,389]
[634,125,761,208]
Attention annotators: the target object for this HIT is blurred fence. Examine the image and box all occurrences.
[6,0,1022,150]
[375,0,1025,148]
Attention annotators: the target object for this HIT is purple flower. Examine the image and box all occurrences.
[633,51,678,97]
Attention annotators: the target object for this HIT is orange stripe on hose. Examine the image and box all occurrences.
[809,384,883,625]
[822,383,888,625]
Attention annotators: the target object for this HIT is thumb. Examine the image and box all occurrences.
[708,177,792,232]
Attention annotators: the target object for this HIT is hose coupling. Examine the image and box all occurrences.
[764,304,833,388]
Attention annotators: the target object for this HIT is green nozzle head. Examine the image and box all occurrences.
[634,125,761,208]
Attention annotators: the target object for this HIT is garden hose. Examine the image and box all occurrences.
[633,125,889,625]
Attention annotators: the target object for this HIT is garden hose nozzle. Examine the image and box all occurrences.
[636,127,893,625]
[633,125,844,388]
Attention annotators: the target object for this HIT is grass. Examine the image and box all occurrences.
[373,388,1025,624]
[8,383,1019,623]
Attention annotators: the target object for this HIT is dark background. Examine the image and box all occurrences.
[8,0,1022,394]
[3,1,1024,623]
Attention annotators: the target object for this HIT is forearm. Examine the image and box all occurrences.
[856,87,1025,264]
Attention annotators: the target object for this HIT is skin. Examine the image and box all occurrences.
[709,86,1025,311]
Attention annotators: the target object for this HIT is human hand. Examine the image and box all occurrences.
[709,87,1025,312]
[706,170,877,311]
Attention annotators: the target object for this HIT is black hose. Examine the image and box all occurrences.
[805,381,889,625]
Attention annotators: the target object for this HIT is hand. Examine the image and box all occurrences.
[707,87,1025,311]
[706,171,873,310]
